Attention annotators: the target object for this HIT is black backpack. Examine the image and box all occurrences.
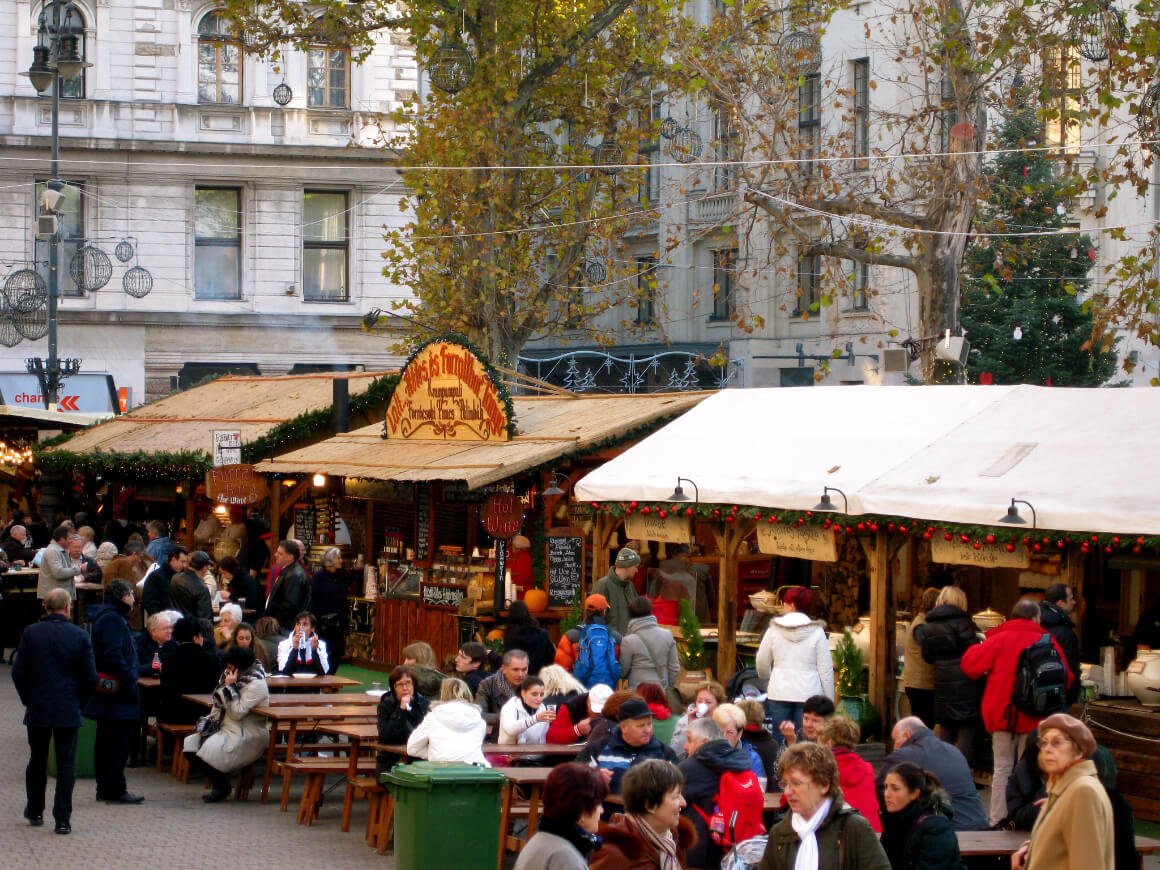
[1010,633,1067,721]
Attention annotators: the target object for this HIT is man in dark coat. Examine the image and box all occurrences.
[264,540,311,631]
[170,550,213,621]
[1040,583,1081,705]
[577,697,678,793]
[159,617,222,724]
[142,546,189,617]
[878,716,988,831]
[83,580,145,804]
[12,588,97,834]
[680,716,756,868]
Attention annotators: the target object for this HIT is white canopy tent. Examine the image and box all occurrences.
[575,385,1160,535]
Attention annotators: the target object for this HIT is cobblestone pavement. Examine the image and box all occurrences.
[0,670,395,869]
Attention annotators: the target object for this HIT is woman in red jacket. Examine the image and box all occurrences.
[818,715,882,833]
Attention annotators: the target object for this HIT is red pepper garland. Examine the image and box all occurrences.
[583,500,1160,555]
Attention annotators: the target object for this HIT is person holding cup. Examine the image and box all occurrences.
[499,675,555,744]
[669,680,725,759]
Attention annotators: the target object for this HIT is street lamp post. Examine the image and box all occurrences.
[24,0,87,409]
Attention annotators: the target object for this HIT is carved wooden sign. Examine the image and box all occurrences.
[755,524,838,562]
[385,341,510,441]
[625,512,692,544]
[931,537,1031,569]
[481,492,524,539]
[205,464,267,505]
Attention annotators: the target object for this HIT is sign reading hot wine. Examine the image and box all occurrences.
[385,340,512,441]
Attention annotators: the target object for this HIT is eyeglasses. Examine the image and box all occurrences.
[1037,737,1075,751]
[778,777,816,791]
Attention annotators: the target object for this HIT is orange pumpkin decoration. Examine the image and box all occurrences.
[486,628,505,643]
[524,588,549,613]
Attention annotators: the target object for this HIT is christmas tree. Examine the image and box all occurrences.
[960,103,1116,385]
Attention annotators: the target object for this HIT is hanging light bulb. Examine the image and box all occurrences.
[1070,247,1078,259]
[1013,324,1024,341]
[1056,203,1067,216]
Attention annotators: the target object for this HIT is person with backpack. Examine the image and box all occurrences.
[680,717,765,869]
[879,762,965,870]
[818,715,882,834]
[554,594,622,688]
[960,598,1074,826]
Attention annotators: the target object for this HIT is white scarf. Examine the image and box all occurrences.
[791,796,833,870]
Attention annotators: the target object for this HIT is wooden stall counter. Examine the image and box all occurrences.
[1076,697,1160,822]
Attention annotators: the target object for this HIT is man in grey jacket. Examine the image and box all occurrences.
[619,596,680,693]
[37,525,78,601]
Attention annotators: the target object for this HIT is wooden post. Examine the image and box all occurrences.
[590,514,618,587]
[860,530,895,730]
[183,482,196,549]
[269,479,281,560]
[715,519,755,683]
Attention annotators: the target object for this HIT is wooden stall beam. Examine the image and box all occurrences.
[859,530,895,732]
[590,514,618,587]
[715,519,755,682]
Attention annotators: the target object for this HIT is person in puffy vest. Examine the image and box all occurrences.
[555,594,622,681]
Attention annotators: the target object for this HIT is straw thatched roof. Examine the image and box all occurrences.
[56,371,393,455]
[257,391,710,489]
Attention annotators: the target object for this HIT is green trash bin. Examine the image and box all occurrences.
[382,762,507,870]
[48,717,97,779]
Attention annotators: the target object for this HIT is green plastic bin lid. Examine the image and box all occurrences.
[382,761,506,790]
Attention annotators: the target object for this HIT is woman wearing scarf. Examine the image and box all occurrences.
[760,742,889,870]
[593,759,696,870]
[1011,713,1114,870]
[514,763,608,869]
[186,645,270,803]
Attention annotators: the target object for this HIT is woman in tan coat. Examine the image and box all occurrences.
[1011,713,1113,870]
[900,587,939,727]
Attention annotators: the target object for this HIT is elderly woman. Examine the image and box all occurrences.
[95,541,119,572]
[713,702,766,779]
[135,611,177,670]
[406,677,489,766]
[310,546,348,673]
[376,666,430,775]
[214,602,243,648]
[185,645,270,803]
[755,586,835,738]
[879,762,962,869]
[1011,713,1113,870]
[592,758,695,869]
[514,763,608,870]
[760,742,890,870]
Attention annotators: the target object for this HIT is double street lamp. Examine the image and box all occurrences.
[23,0,89,409]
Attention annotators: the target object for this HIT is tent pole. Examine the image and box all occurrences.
[861,530,895,732]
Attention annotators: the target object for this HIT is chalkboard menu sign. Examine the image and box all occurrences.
[421,581,468,610]
[415,485,431,563]
[547,533,584,608]
[294,505,316,549]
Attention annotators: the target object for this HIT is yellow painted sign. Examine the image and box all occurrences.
[755,524,838,562]
[931,537,1030,569]
[385,341,510,441]
[625,512,692,544]
[205,464,268,505]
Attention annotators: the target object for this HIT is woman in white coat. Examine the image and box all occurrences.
[754,585,834,737]
[187,645,270,802]
[498,676,554,745]
[406,678,490,766]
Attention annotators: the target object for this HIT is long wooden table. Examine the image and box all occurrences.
[955,830,1160,856]
[183,692,380,709]
[375,741,585,758]
[255,704,376,802]
[266,674,360,693]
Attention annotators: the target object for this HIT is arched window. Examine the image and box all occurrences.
[197,11,241,105]
[308,25,349,109]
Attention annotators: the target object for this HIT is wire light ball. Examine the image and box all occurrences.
[779,30,822,77]
[123,265,154,299]
[1074,2,1127,63]
[3,268,47,303]
[114,238,135,263]
[0,291,19,348]
[660,116,681,140]
[273,81,293,106]
[12,292,48,341]
[584,260,608,284]
[526,131,556,161]
[594,141,623,175]
[670,127,703,163]
[68,244,113,292]
[428,39,475,94]
[1139,81,1160,157]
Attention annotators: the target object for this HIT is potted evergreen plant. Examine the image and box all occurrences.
[832,627,866,722]
[676,599,710,701]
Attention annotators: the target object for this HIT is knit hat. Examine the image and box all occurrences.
[585,593,610,611]
[1038,713,1097,757]
[614,547,641,569]
[617,698,654,721]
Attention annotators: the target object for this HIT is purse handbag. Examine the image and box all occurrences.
[95,672,120,695]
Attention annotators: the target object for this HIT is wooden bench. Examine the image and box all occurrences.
[350,775,393,852]
[956,830,1160,857]
[154,723,197,782]
[280,757,377,825]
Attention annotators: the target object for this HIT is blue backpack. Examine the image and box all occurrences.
[574,622,619,688]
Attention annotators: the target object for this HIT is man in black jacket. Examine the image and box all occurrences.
[577,697,678,793]
[264,540,311,631]
[1040,583,1081,705]
[12,589,97,834]
[170,550,213,621]
[142,546,189,617]
[679,717,755,868]
[159,617,222,725]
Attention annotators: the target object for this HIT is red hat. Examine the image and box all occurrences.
[585,593,610,611]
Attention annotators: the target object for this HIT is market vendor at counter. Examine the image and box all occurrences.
[509,535,535,599]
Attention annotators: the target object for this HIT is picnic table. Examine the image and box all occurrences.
[265,674,359,693]
[254,703,376,802]
[374,741,585,759]
[183,691,380,709]
[955,830,1160,856]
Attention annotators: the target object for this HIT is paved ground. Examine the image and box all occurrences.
[0,669,397,868]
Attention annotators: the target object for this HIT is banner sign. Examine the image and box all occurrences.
[212,430,242,466]
[385,341,510,441]
[755,524,838,562]
[625,512,692,544]
[205,464,267,505]
[931,537,1031,569]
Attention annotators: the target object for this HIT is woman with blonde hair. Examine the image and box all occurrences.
[915,586,981,766]
[405,677,490,766]
[540,664,587,701]
[402,640,445,697]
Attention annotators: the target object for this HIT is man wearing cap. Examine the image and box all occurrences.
[554,594,622,672]
[593,547,641,635]
[577,696,678,793]
[170,550,213,621]
[546,683,615,744]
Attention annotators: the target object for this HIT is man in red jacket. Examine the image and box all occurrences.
[960,598,1073,826]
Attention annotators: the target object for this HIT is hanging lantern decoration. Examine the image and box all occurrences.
[1074,1,1127,63]
[670,127,703,164]
[4,268,47,303]
[12,292,48,341]
[595,141,623,175]
[778,30,821,77]
[584,260,608,284]
[0,291,19,348]
[273,80,293,106]
[428,38,475,94]
[660,116,681,140]
[114,238,135,263]
[1138,81,1160,156]
[525,131,556,161]
[68,244,113,292]
[123,265,154,298]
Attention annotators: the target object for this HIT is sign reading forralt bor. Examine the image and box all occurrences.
[384,339,512,442]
